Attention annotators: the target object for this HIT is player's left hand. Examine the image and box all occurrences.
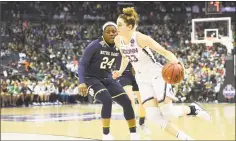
[78,83,88,97]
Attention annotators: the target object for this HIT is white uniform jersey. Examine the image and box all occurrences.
[119,32,175,104]
[119,31,162,75]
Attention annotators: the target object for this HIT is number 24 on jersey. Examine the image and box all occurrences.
[100,57,115,69]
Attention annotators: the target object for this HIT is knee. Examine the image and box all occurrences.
[118,95,132,108]
[145,107,169,129]
[101,100,112,109]
[106,97,113,105]
[145,107,160,121]
[159,103,179,120]
[98,95,112,107]
[163,96,173,104]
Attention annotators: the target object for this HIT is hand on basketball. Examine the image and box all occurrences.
[112,71,122,79]
[177,61,187,78]
[78,83,88,97]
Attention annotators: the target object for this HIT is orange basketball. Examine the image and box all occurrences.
[162,62,184,84]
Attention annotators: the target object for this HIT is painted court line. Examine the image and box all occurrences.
[1,133,94,140]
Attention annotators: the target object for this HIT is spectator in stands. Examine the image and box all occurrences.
[0,2,234,107]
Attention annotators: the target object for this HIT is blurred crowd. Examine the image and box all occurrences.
[1,2,235,107]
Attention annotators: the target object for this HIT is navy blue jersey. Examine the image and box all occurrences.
[123,62,134,76]
[78,37,121,84]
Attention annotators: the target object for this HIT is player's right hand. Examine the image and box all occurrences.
[112,70,122,79]
[176,61,186,77]
[78,83,88,97]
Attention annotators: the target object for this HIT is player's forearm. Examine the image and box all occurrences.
[119,56,129,74]
[147,36,178,63]
[164,50,178,63]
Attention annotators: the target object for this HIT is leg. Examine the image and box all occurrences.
[133,80,147,128]
[61,94,65,104]
[10,94,13,106]
[33,94,37,105]
[160,84,211,121]
[46,94,50,104]
[134,91,147,125]
[135,91,146,118]
[44,94,47,104]
[1,93,5,107]
[22,93,27,106]
[65,95,69,104]
[39,94,44,105]
[106,80,139,140]
[29,94,33,105]
[123,86,150,134]
[142,98,194,140]
[123,85,135,107]
[13,95,17,106]
[87,82,113,139]
[137,76,194,140]
[24,94,30,106]
[36,94,40,104]
[118,76,135,107]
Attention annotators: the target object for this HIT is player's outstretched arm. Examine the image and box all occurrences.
[78,42,97,95]
[112,36,129,79]
[119,55,129,74]
[136,32,179,63]
[136,32,187,76]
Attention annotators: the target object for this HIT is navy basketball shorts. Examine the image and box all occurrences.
[117,73,139,91]
[85,77,126,100]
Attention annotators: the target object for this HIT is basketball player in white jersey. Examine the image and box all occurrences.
[112,7,211,140]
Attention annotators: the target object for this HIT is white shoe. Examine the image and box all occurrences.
[57,101,62,105]
[181,97,186,102]
[139,124,151,135]
[130,133,140,140]
[102,133,114,140]
[191,102,211,121]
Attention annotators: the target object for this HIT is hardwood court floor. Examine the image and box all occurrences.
[1,103,235,140]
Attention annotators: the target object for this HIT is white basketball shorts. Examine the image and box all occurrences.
[135,72,176,104]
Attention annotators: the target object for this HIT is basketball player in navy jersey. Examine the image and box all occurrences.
[117,63,151,135]
[78,22,140,140]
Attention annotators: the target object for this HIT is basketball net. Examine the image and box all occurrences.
[205,37,214,47]
[205,36,233,54]
[220,36,233,54]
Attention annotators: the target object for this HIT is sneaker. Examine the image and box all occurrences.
[102,133,114,140]
[57,101,62,105]
[191,102,211,121]
[139,124,151,135]
[130,133,140,140]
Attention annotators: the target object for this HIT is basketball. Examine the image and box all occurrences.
[162,62,184,84]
